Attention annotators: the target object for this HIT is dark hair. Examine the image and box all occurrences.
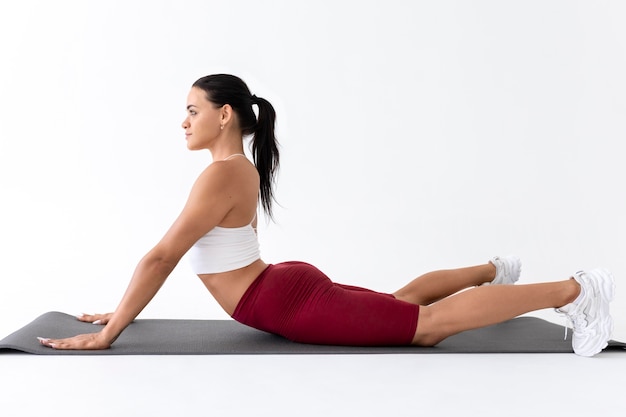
[192,74,280,219]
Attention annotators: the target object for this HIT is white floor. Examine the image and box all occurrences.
[1,350,625,417]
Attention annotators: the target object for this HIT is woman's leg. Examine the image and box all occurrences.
[412,279,580,346]
[394,256,521,306]
[393,264,494,305]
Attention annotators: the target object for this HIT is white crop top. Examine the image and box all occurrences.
[187,222,261,274]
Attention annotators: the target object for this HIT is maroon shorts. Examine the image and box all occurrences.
[232,261,419,346]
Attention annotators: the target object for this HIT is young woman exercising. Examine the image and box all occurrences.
[37,74,615,357]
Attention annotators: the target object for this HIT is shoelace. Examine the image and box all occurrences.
[558,270,589,340]
[556,309,570,340]
[557,308,588,340]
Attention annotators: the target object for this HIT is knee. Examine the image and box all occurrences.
[410,306,446,347]
[412,331,445,347]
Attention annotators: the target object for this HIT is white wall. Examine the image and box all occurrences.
[1,0,625,340]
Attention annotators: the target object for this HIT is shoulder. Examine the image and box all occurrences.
[193,158,258,197]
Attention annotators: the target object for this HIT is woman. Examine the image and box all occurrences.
[37,74,615,357]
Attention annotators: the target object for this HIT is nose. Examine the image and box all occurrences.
[181,116,189,129]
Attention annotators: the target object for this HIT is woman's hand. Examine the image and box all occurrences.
[36,313,116,350]
[37,332,111,350]
[76,312,114,325]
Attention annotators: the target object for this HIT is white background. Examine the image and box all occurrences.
[1,1,625,416]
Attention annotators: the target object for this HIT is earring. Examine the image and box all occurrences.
[220,124,224,130]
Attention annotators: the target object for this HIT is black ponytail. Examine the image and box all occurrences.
[250,95,280,220]
[192,74,280,220]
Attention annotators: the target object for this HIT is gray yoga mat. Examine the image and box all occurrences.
[1,311,625,355]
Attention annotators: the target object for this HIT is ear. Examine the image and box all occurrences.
[220,104,233,126]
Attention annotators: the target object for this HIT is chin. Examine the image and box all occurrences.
[187,145,207,152]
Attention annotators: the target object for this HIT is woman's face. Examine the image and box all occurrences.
[181,87,223,150]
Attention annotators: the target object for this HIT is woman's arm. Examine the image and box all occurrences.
[39,248,178,350]
[38,162,247,350]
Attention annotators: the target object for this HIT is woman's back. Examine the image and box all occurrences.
[190,154,268,315]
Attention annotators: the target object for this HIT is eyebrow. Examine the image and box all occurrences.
[186,105,198,110]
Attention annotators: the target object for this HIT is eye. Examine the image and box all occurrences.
[188,110,197,116]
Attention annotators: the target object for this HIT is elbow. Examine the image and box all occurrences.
[143,249,180,275]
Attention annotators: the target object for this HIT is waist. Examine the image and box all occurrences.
[198,259,269,316]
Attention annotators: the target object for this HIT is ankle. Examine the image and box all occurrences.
[484,263,497,283]
[562,278,581,306]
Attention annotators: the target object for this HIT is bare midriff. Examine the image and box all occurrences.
[197,259,268,316]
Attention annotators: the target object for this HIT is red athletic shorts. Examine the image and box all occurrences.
[232,261,419,346]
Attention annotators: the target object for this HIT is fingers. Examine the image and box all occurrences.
[76,313,95,323]
[76,313,113,325]
[37,337,69,349]
[38,336,74,349]
[37,337,57,349]
[36,333,111,350]
[38,337,76,350]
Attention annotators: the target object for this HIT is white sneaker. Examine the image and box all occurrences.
[556,268,615,357]
[484,255,521,285]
